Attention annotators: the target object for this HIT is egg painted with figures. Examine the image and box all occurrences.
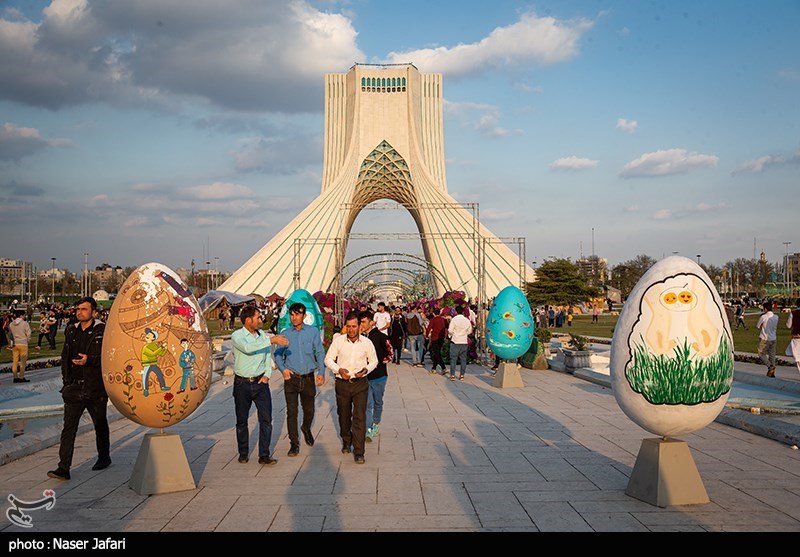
[609,256,734,437]
[486,286,534,359]
[101,262,212,428]
[277,289,325,336]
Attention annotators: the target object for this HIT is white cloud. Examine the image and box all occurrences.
[0,122,71,161]
[618,27,630,37]
[652,203,730,220]
[512,82,544,94]
[125,216,150,227]
[0,0,364,112]
[180,182,256,200]
[384,12,593,77]
[444,100,521,138]
[482,208,516,221]
[549,156,599,171]
[616,118,637,134]
[233,135,322,173]
[623,205,639,212]
[777,68,800,81]
[195,218,224,227]
[731,154,784,175]
[620,148,719,178]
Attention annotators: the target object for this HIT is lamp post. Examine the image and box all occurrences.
[206,261,211,293]
[51,257,56,303]
[214,256,219,290]
[784,242,792,299]
[696,254,701,266]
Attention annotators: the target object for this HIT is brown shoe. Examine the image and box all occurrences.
[767,367,775,378]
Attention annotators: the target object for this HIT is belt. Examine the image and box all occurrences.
[290,371,314,377]
[336,375,366,383]
[235,373,264,383]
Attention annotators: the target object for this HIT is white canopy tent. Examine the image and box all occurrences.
[198,290,255,314]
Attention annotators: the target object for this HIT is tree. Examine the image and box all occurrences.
[526,258,601,306]
[610,254,656,298]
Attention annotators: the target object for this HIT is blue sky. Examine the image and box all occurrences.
[1,0,798,277]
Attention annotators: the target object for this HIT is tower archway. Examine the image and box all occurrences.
[220,63,533,303]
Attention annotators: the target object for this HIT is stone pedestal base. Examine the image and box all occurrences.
[492,361,524,389]
[625,438,709,508]
[129,431,196,496]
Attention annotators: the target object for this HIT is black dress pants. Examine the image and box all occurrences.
[335,378,369,457]
[429,339,445,371]
[58,394,110,471]
[284,373,316,447]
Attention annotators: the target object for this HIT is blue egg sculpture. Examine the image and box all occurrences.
[277,289,325,336]
[486,286,534,360]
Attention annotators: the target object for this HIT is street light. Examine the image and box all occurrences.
[784,242,792,299]
[214,256,219,289]
[696,254,701,266]
[51,257,56,303]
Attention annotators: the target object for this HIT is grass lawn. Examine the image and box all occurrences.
[538,310,793,355]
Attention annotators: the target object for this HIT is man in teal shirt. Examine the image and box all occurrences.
[273,302,326,457]
[231,305,288,465]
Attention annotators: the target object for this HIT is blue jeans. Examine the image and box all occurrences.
[408,334,423,364]
[450,343,468,376]
[233,376,273,459]
[366,377,387,427]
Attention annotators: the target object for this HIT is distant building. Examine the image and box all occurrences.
[575,255,608,287]
[0,259,34,296]
[91,264,123,291]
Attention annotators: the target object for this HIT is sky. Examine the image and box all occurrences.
[1,0,799,278]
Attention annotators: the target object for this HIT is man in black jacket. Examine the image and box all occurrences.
[47,297,110,481]
[360,310,389,443]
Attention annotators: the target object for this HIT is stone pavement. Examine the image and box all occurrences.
[1,358,799,533]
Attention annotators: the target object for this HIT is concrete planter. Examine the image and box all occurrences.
[563,349,591,373]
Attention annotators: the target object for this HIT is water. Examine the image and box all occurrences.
[0,413,62,441]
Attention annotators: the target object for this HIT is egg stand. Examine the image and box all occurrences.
[624,436,709,507]
[492,361,524,388]
[129,427,196,495]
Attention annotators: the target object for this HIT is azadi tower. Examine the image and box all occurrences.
[220,63,533,301]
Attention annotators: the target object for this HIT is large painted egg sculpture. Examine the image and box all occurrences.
[276,289,325,335]
[102,262,212,428]
[486,286,534,360]
[609,256,734,437]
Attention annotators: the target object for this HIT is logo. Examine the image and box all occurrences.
[6,490,56,528]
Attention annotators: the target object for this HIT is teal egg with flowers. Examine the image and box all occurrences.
[486,286,534,359]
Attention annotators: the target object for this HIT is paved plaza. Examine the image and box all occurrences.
[1,359,799,534]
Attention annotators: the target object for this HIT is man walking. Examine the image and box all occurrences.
[47,297,109,480]
[231,305,288,465]
[359,310,389,443]
[757,301,779,377]
[374,302,391,336]
[273,302,325,457]
[8,310,31,383]
[448,305,473,381]
[325,312,378,464]
[405,305,425,367]
[425,307,448,375]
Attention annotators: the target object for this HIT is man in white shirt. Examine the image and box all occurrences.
[756,301,779,377]
[447,305,473,381]
[374,302,391,336]
[324,312,378,463]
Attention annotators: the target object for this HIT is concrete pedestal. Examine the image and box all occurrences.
[492,361,524,389]
[625,438,709,508]
[129,431,196,495]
